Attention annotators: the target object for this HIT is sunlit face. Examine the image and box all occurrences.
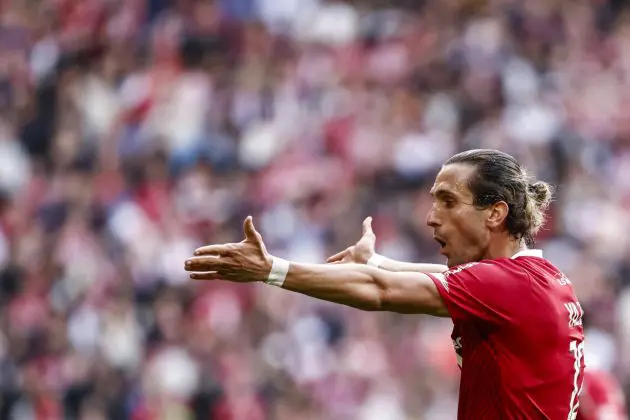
[426,164,493,267]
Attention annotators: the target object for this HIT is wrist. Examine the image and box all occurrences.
[366,253,385,268]
[265,255,290,287]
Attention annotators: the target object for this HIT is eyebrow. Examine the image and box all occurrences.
[430,188,457,198]
[430,187,475,205]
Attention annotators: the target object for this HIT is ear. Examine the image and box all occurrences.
[486,201,509,230]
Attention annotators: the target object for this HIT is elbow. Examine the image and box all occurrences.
[352,285,387,312]
[343,300,382,312]
[351,268,396,312]
[352,292,384,312]
[361,300,384,312]
[361,272,399,312]
[363,283,389,312]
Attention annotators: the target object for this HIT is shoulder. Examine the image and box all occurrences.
[444,258,529,282]
[436,259,534,323]
[440,258,532,298]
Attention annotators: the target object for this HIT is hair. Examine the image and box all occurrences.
[445,149,553,247]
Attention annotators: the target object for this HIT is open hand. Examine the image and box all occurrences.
[327,217,376,265]
[184,216,272,282]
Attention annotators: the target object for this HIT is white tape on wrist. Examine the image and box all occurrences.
[366,253,385,268]
[266,256,290,287]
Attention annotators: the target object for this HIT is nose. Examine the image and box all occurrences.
[426,204,440,228]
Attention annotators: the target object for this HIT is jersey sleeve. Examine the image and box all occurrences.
[426,261,530,324]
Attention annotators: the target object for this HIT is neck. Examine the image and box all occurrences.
[483,237,525,260]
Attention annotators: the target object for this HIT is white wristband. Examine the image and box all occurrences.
[366,253,385,268]
[266,256,290,287]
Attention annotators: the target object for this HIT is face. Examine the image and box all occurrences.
[426,163,494,267]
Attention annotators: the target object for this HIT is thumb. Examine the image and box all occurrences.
[362,217,374,236]
[243,216,262,245]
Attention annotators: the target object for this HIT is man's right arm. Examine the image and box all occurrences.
[327,217,448,273]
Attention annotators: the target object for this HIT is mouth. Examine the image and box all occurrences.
[434,236,447,250]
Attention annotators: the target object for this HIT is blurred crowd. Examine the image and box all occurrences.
[0,0,629,418]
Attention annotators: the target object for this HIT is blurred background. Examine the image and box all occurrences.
[0,0,628,418]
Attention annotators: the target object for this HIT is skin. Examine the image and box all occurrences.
[184,163,528,316]
[427,163,524,267]
[326,217,448,273]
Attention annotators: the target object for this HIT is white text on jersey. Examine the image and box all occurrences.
[564,302,584,328]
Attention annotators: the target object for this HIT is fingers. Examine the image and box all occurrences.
[185,255,221,272]
[189,271,220,280]
[362,217,374,236]
[187,217,268,284]
[326,248,350,263]
[194,244,228,256]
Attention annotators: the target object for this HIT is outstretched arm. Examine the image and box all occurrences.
[281,262,448,315]
[327,217,448,273]
[184,217,449,317]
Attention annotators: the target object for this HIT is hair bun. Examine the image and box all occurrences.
[528,181,553,209]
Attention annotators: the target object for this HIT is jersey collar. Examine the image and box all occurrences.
[511,249,543,259]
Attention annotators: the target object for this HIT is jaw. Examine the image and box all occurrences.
[443,246,486,267]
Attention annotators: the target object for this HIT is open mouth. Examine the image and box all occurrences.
[434,237,447,248]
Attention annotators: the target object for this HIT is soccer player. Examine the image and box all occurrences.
[185,149,585,419]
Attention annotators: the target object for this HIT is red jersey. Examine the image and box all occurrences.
[427,249,585,419]
[578,370,628,420]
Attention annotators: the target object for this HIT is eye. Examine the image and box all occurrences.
[444,199,457,209]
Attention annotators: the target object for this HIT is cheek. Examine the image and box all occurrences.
[451,210,487,246]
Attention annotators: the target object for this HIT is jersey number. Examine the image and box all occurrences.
[568,340,585,420]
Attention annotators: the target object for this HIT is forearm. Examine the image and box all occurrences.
[277,260,447,316]
[280,262,387,311]
[378,257,448,274]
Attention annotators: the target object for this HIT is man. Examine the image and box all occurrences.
[185,149,585,419]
